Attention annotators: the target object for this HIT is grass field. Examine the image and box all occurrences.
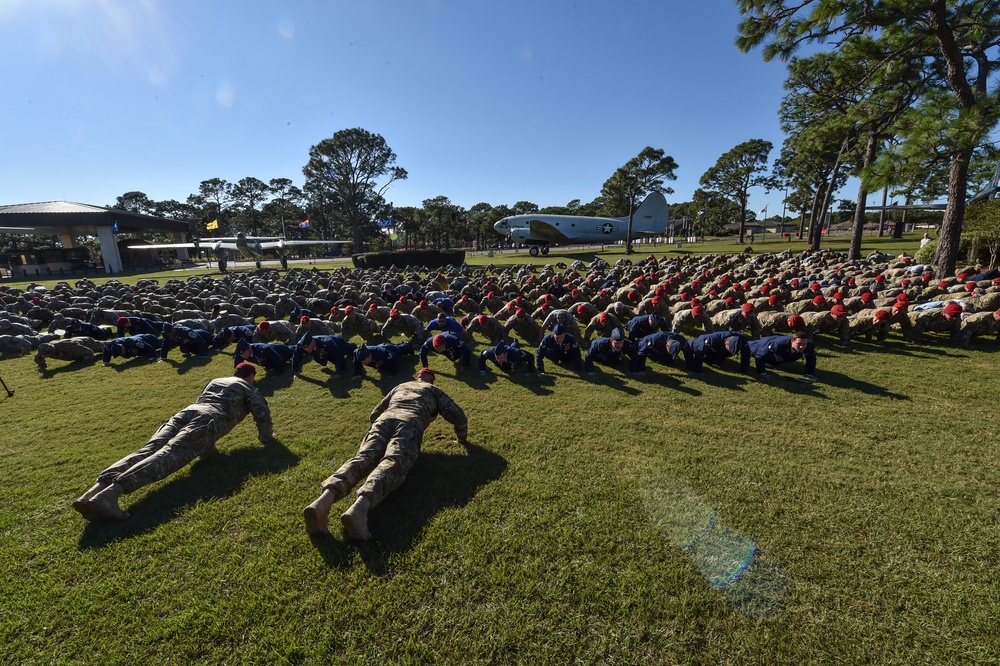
[2,236,998,664]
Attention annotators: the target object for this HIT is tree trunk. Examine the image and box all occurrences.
[849,133,878,260]
[877,184,888,236]
[933,149,972,276]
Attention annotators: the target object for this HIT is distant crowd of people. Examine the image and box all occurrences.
[4,246,999,539]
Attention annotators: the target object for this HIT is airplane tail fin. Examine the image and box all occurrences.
[631,192,669,235]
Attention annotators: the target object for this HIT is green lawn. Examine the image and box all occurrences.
[1,239,996,665]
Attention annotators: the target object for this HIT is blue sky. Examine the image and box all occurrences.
[1,0,800,219]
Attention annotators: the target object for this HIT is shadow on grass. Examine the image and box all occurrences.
[632,369,702,396]
[686,369,750,392]
[254,372,295,398]
[110,358,160,373]
[814,369,910,400]
[583,369,642,396]
[37,359,97,377]
[311,442,507,574]
[294,372,353,399]
[77,438,299,549]
[161,354,214,375]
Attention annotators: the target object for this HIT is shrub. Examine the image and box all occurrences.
[352,249,466,269]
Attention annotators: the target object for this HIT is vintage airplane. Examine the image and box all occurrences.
[493,192,669,256]
[129,232,351,271]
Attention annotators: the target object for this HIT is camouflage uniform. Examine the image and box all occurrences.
[381,312,429,346]
[503,313,542,345]
[319,380,467,508]
[956,311,1000,348]
[582,313,620,344]
[291,318,338,344]
[94,377,272,494]
[800,311,851,345]
[465,315,510,346]
[671,308,714,336]
[0,334,34,357]
[757,311,798,337]
[35,337,104,369]
[710,309,762,338]
[909,309,962,344]
[340,312,379,342]
[252,320,296,344]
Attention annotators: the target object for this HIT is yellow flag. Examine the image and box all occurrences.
[206,219,219,230]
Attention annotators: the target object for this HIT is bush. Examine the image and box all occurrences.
[352,249,466,269]
[914,238,937,264]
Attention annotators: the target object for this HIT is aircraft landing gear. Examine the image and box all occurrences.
[540,245,550,255]
[529,246,540,257]
[255,260,262,270]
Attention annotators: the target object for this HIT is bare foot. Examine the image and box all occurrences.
[340,496,372,541]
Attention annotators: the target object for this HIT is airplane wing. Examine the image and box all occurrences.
[127,242,238,250]
[256,239,352,249]
[527,219,570,242]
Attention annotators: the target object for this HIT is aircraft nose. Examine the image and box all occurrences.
[494,219,508,232]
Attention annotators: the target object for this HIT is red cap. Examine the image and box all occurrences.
[258,321,270,331]
[944,302,963,317]
[812,295,825,305]
[874,309,888,320]
[300,315,310,325]
[417,367,436,382]
[958,273,968,281]
[923,273,933,282]
[544,294,554,302]
[486,291,495,299]
[398,296,407,303]
[892,301,907,311]
[760,285,771,295]
[651,296,661,306]
[741,303,754,314]
[938,280,949,290]
[576,305,588,316]
[680,292,690,301]
[118,316,129,327]
[832,292,844,301]
[691,305,704,316]
[432,334,446,349]
[966,281,977,291]
[901,280,910,287]
[725,296,735,306]
[368,303,377,311]
[515,308,525,317]
[419,300,428,308]
[477,314,488,326]
[875,274,885,283]
[768,294,780,306]
[598,313,609,325]
[860,292,873,303]
[811,282,821,291]
[787,315,805,330]
[345,305,355,314]
[830,304,847,317]
[895,293,908,303]
[389,308,400,319]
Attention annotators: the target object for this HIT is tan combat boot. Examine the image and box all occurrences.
[340,494,372,541]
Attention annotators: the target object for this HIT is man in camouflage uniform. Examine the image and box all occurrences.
[302,367,468,541]
[381,308,429,347]
[582,311,620,344]
[910,301,964,344]
[672,304,714,336]
[73,363,274,521]
[503,308,542,345]
[465,313,509,346]
[35,337,105,371]
[956,308,1000,348]
[252,319,296,344]
[339,305,380,342]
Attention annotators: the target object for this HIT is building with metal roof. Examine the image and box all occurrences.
[0,201,192,274]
